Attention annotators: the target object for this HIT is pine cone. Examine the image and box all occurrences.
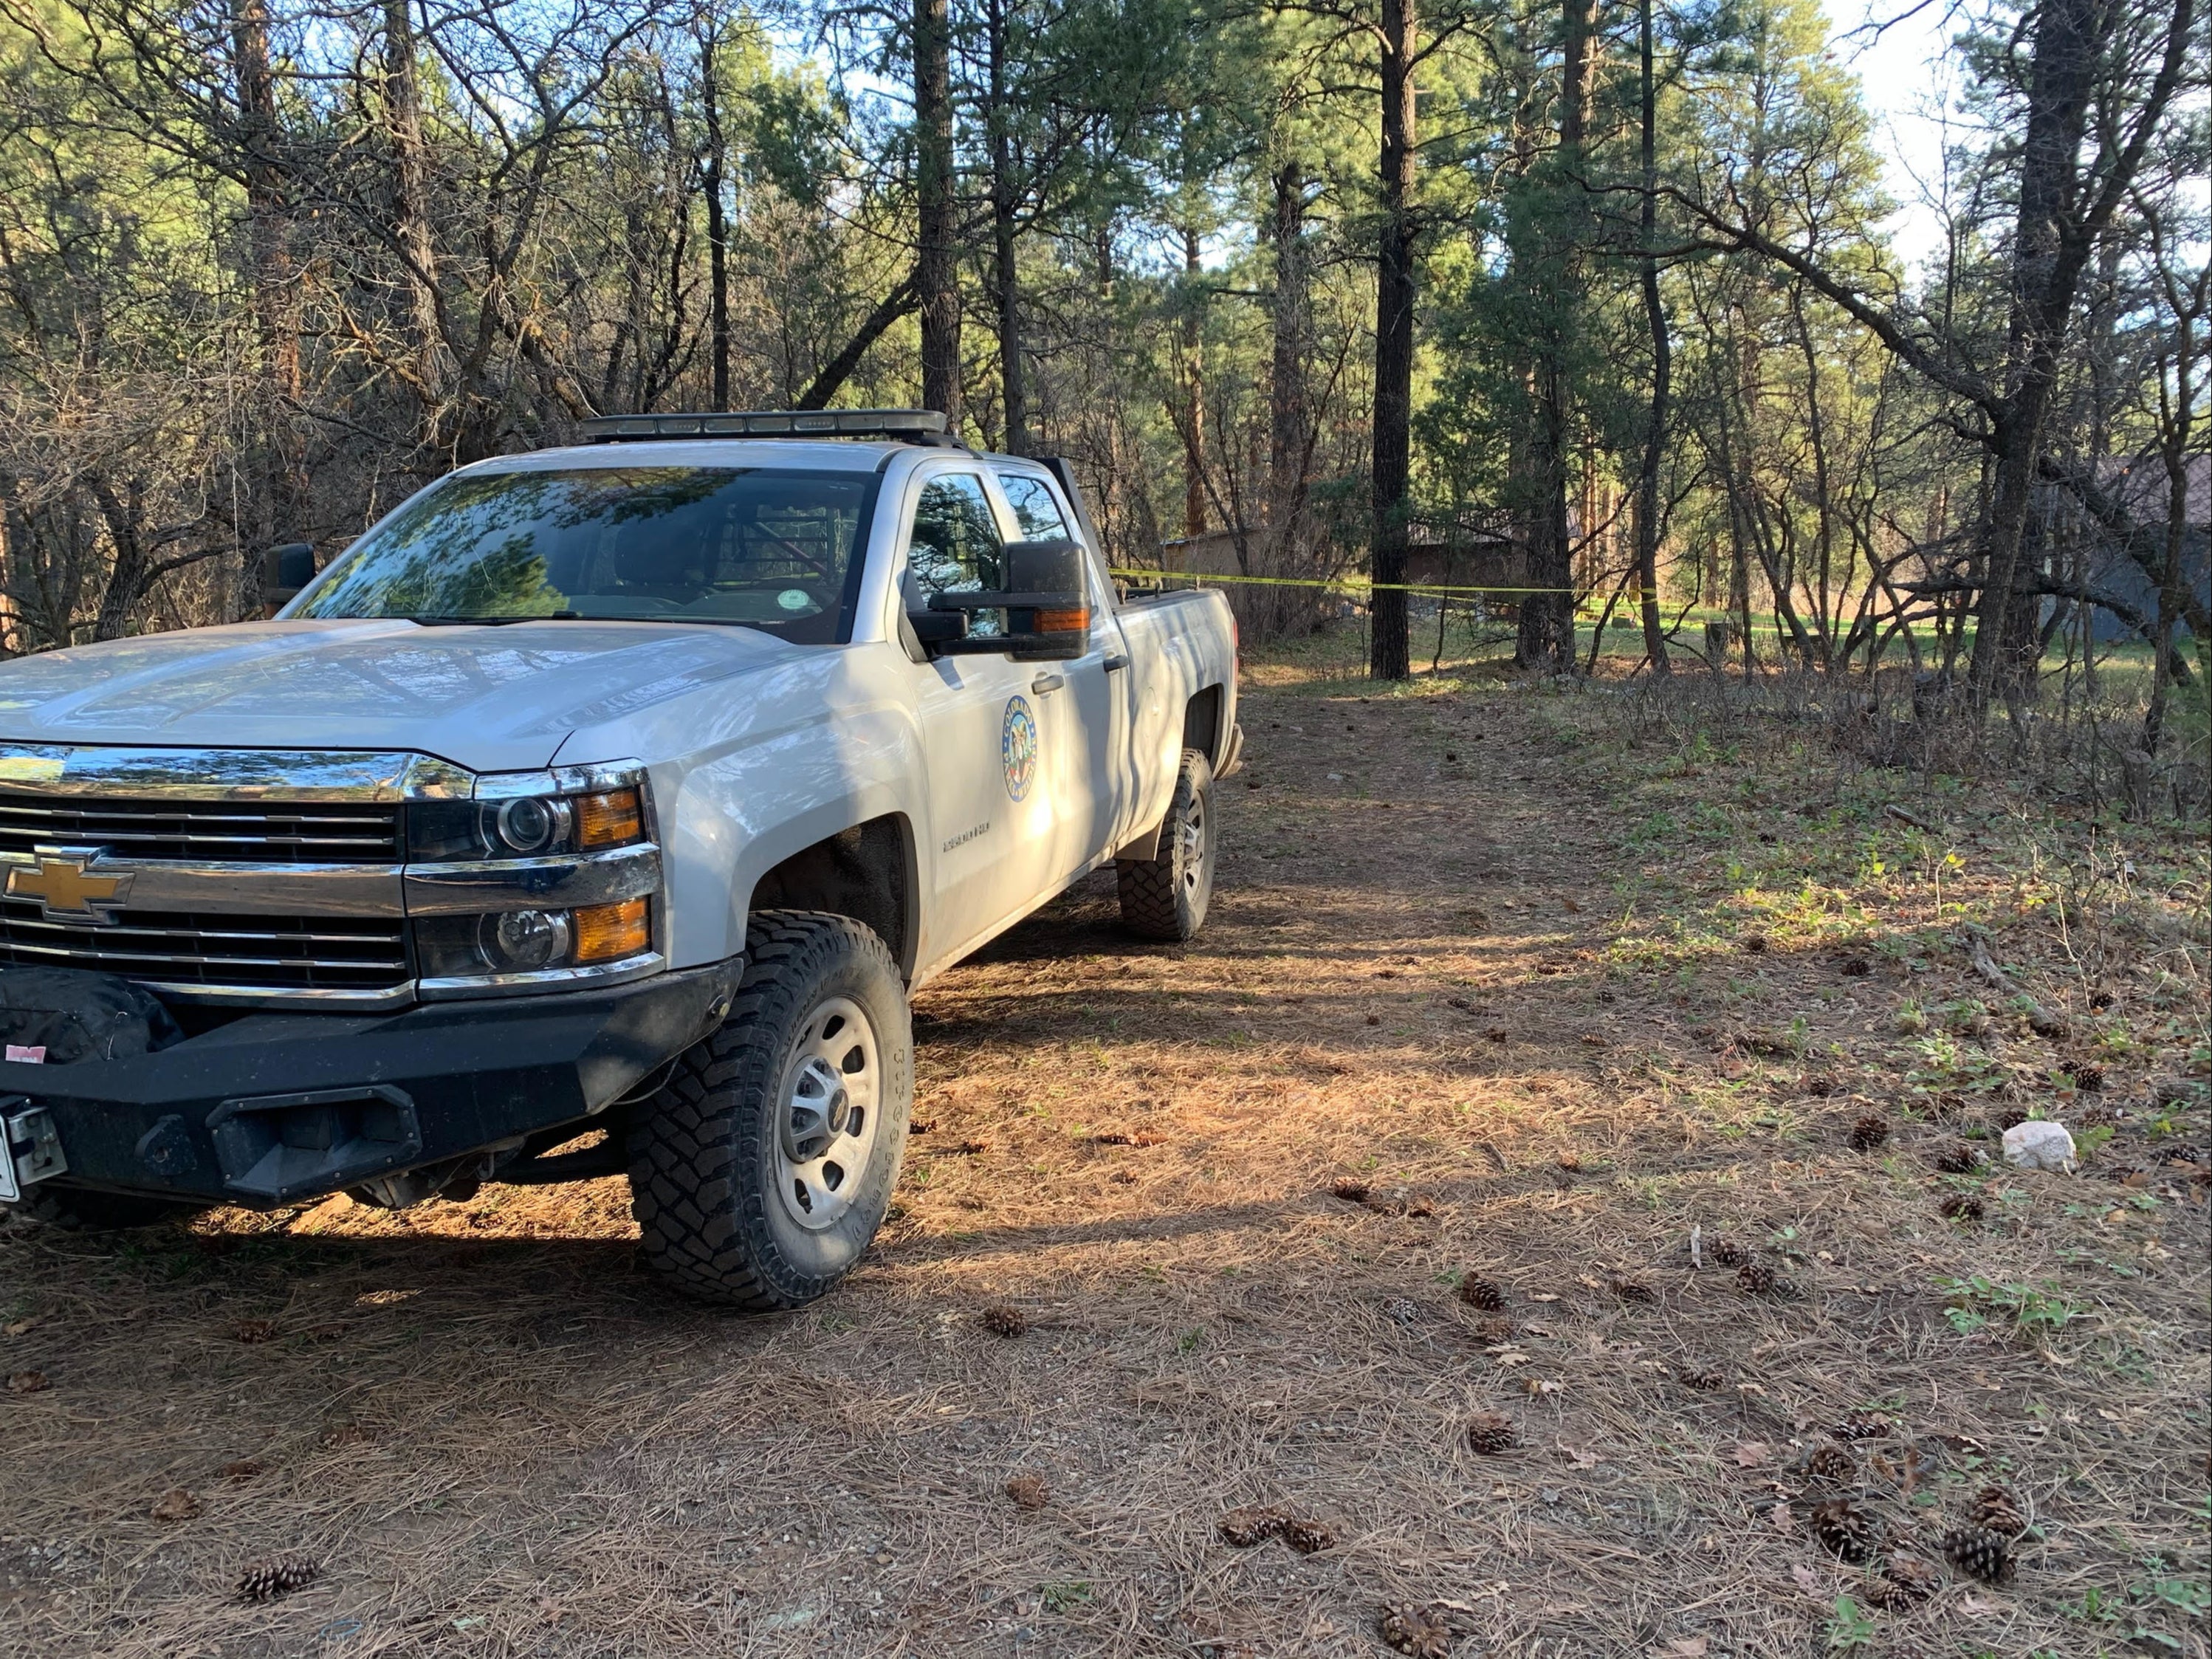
[1379,1603,1453,1658]
[1970,1484,2027,1538]
[1456,1274,1505,1311]
[1277,1516,1336,1555]
[1217,1506,1286,1548]
[1938,1192,1985,1222]
[2067,1060,2105,1092]
[1004,1473,1048,1511]
[1804,1443,1857,1483]
[1711,1234,1753,1268]
[1930,1141,1982,1173]
[236,1556,320,1602]
[1610,1276,1656,1305]
[1677,1366,1725,1392]
[1830,1409,1890,1441]
[1848,1114,1890,1151]
[1469,1314,1516,1344]
[1870,1553,1943,1609]
[1330,1177,1372,1203]
[150,1488,199,1522]
[980,1303,1027,1338]
[1809,1497,1876,1562]
[1736,1260,1785,1296]
[1465,1411,1518,1454]
[1943,1525,2012,1583]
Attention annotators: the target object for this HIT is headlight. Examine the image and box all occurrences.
[404,763,661,995]
[488,907,570,970]
[408,783,646,862]
[495,796,566,855]
[416,898,650,980]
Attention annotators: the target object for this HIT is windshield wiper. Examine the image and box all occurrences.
[399,613,578,626]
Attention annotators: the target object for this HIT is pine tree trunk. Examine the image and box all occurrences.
[227,0,305,608]
[2143,299,2196,755]
[1969,0,2101,704]
[698,20,732,412]
[1516,0,1592,674]
[988,0,1026,453]
[1635,0,1669,675]
[1369,0,1418,681]
[1181,227,1206,537]
[1268,159,1311,576]
[384,0,447,452]
[914,0,960,422]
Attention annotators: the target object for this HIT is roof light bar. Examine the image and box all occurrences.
[577,409,952,444]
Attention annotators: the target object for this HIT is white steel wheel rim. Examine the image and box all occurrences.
[1178,790,1209,898]
[772,996,882,1232]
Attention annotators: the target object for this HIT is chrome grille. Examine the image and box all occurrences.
[0,900,408,993]
[0,792,401,864]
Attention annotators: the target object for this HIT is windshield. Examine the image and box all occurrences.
[299,465,879,642]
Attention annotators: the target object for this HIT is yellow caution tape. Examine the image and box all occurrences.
[1106,568,1573,598]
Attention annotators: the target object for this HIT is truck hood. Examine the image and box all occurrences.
[0,619,800,774]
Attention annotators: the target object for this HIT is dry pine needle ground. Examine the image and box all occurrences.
[0,649,2205,1658]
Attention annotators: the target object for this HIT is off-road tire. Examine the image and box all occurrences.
[1117,748,1215,942]
[628,911,912,1311]
[3,1188,205,1232]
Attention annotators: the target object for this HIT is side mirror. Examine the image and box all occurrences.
[262,541,316,609]
[1003,536,1085,600]
[926,537,1090,661]
[906,608,969,656]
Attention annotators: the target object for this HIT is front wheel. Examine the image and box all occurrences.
[1117,748,1215,942]
[628,912,912,1311]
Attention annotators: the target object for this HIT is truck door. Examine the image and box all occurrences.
[995,470,1134,875]
[901,470,1064,955]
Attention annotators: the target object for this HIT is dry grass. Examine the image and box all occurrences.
[1,648,2206,1658]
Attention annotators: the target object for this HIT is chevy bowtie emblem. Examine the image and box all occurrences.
[7,850,134,923]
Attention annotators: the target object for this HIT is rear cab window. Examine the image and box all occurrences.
[995,469,1113,615]
[997,474,1071,540]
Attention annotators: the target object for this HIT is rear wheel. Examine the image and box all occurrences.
[627,911,912,1310]
[1117,748,1215,942]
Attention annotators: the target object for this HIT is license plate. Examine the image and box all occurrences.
[0,1105,66,1201]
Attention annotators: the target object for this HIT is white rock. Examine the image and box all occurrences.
[2002,1119,2076,1172]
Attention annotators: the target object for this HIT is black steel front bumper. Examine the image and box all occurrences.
[3,961,740,1209]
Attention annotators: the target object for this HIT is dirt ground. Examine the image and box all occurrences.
[2,650,2208,1659]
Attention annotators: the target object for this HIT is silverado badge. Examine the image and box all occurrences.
[7,849,133,924]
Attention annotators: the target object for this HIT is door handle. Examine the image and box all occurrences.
[1031,672,1065,695]
[1103,654,1130,673]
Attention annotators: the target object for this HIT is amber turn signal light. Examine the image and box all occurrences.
[1034,606,1088,633]
[575,786,644,848]
[572,897,649,963]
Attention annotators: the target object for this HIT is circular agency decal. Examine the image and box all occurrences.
[1000,694,1039,801]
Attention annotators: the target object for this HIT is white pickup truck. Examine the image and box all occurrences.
[0,410,1240,1308]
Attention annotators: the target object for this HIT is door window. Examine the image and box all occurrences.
[906,473,1005,636]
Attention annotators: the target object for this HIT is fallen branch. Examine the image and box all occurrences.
[794,272,918,411]
[1899,576,2191,679]
[1968,933,2069,1038]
